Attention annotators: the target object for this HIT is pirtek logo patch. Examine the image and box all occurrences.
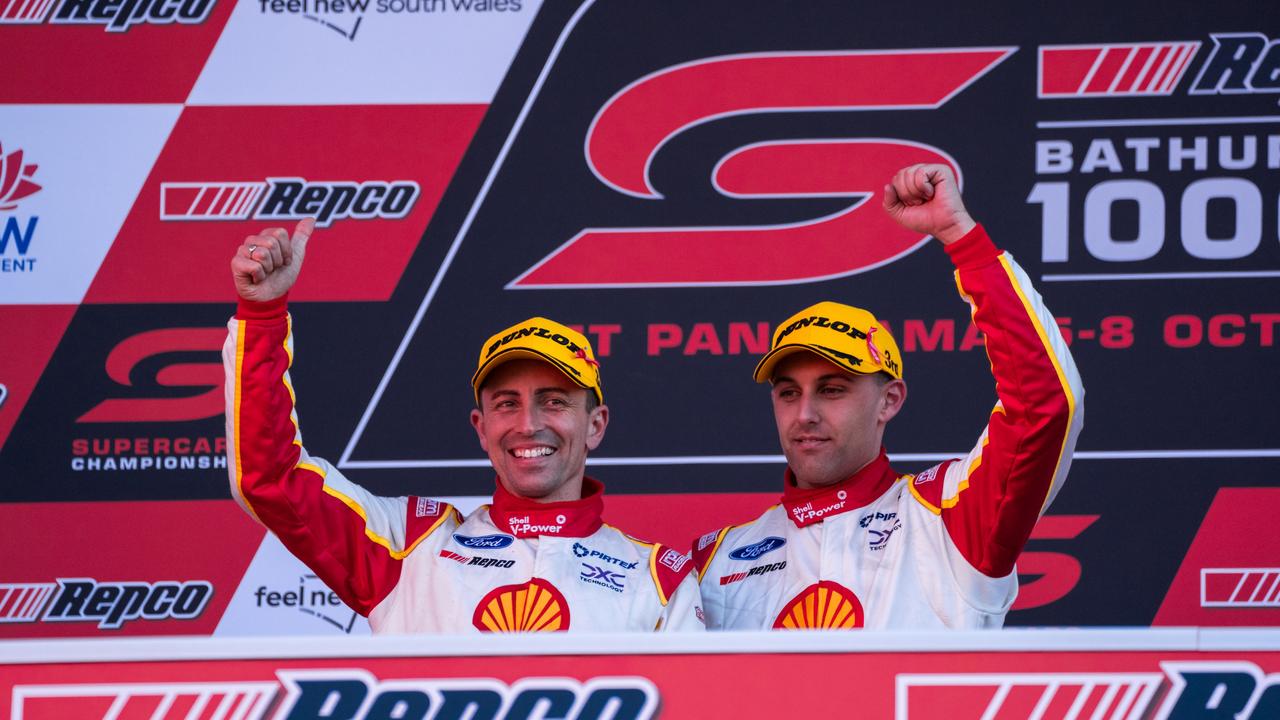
[573,542,639,570]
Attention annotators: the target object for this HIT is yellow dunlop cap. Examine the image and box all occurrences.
[472,317,603,405]
[753,301,902,382]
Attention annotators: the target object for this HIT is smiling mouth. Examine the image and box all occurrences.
[512,446,555,459]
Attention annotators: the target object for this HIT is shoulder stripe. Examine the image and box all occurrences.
[647,547,666,604]
[320,484,451,561]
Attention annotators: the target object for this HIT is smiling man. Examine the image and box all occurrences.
[224,221,702,633]
[693,164,1084,630]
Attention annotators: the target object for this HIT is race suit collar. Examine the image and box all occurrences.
[489,476,605,538]
[780,449,898,528]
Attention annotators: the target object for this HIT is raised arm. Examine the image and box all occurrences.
[886,164,1084,578]
[224,220,454,615]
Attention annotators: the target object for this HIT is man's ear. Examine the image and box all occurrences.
[470,408,488,452]
[879,379,907,424]
[585,403,609,451]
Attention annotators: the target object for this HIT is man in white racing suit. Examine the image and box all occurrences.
[694,164,1084,630]
[225,220,702,633]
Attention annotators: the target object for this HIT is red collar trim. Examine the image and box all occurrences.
[780,450,898,528]
[489,477,605,538]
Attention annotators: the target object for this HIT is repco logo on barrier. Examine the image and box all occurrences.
[271,671,658,720]
[159,177,420,228]
[0,577,212,629]
[11,671,659,720]
[2,0,217,32]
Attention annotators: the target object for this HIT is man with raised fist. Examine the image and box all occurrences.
[693,164,1084,630]
[224,220,702,633]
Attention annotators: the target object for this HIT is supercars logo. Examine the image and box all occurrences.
[506,48,1010,288]
[77,327,226,424]
[773,580,863,630]
[472,578,568,632]
[0,578,212,629]
[728,536,786,561]
[159,177,420,228]
[11,670,660,720]
[0,0,217,32]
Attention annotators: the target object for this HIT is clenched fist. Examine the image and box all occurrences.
[231,218,315,302]
[882,164,976,245]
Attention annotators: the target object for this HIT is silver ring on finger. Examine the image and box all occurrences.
[248,245,258,260]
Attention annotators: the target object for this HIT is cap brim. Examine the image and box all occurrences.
[752,344,875,383]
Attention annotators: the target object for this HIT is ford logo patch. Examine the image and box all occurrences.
[453,533,515,549]
[728,536,786,561]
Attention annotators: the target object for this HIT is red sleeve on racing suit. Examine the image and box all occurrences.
[911,225,1084,578]
[224,296,451,615]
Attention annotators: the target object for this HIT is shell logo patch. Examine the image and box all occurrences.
[472,577,570,632]
[772,580,864,630]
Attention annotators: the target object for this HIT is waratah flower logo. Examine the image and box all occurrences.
[0,142,43,211]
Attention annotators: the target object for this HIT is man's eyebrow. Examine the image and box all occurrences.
[772,373,856,385]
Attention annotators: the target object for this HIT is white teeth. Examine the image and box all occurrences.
[514,447,554,459]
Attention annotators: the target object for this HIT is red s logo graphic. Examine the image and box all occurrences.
[512,48,1013,287]
[1013,514,1100,611]
[78,328,226,423]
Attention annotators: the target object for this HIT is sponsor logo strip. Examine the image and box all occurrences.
[12,680,278,720]
[1039,42,1200,97]
[159,181,264,220]
[0,582,57,623]
[1201,568,1280,608]
[0,0,57,22]
[895,672,1164,720]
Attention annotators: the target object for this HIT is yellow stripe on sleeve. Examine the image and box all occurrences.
[997,254,1080,515]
